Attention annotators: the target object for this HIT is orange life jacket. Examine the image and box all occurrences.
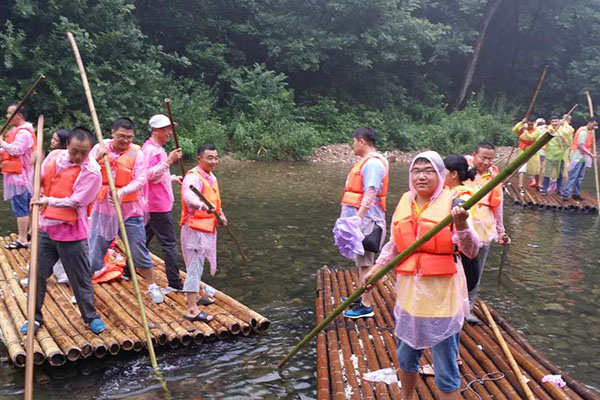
[97,144,140,203]
[180,169,221,233]
[392,189,457,277]
[1,124,36,174]
[341,153,389,210]
[572,127,594,153]
[41,151,81,223]
[519,128,537,150]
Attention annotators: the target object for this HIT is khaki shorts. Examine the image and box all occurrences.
[355,251,376,267]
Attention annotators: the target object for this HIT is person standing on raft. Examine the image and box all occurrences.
[362,151,480,400]
[562,117,598,201]
[142,114,184,292]
[463,142,509,323]
[180,144,228,322]
[340,127,388,319]
[512,116,541,192]
[20,128,106,335]
[1,104,36,249]
[541,116,571,196]
[88,117,164,304]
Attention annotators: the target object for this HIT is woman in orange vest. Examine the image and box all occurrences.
[180,144,228,323]
[362,151,480,400]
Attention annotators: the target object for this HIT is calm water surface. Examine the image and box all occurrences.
[0,160,598,398]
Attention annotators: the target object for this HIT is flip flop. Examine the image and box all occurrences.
[184,311,213,322]
[457,357,463,366]
[418,364,435,376]
[5,241,28,250]
[196,296,215,306]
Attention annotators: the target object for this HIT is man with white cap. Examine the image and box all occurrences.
[142,114,184,292]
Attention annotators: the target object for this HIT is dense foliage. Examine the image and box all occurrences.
[0,0,597,159]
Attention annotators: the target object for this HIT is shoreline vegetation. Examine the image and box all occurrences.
[3,1,597,163]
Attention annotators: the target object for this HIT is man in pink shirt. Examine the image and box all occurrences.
[1,104,35,249]
[88,117,163,303]
[20,128,106,335]
[142,114,183,291]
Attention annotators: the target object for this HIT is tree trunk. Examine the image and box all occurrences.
[453,0,505,110]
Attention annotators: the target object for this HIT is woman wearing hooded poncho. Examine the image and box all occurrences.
[362,151,480,399]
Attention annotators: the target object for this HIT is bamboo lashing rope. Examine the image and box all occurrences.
[278,104,578,369]
[585,91,600,215]
[24,115,44,400]
[65,32,169,396]
[0,76,45,138]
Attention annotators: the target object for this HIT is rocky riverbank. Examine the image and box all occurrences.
[309,144,516,164]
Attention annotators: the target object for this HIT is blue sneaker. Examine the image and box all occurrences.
[19,321,40,335]
[89,318,106,334]
[343,303,374,319]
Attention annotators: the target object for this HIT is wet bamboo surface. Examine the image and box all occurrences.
[504,177,598,213]
[0,234,270,367]
[315,266,599,400]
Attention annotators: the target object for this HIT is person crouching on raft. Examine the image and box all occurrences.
[362,151,481,400]
[180,144,228,323]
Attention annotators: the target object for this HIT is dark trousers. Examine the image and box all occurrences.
[36,231,98,324]
[145,211,183,289]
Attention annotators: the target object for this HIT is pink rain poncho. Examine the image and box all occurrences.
[376,151,480,349]
[89,140,147,241]
[0,122,34,200]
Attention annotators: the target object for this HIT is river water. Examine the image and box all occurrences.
[0,160,598,399]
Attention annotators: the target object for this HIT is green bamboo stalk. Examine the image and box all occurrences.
[277,104,577,369]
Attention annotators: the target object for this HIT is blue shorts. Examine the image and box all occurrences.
[396,333,461,393]
[10,191,31,218]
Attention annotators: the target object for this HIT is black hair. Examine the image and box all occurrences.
[9,103,26,119]
[197,144,217,156]
[111,117,135,131]
[413,157,432,165]
[444,154,477,182]
[589,117,599,124]
[550,116,559,121]
[67,127,94,145]
[474,141,495,153]
[54,129,71,149]
[527,115,536,122]
[353,127,376,146]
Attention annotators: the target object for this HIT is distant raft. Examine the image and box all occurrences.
[0,234,270,367]
[315,266,599,400]
[504,177,598,212]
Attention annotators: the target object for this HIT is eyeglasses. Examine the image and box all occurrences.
[114,134,134,141]
[410,168,437,177]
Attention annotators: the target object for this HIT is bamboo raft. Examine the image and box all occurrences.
[0,234,270,368]
[503,178,598,212]
[315,266,599,400]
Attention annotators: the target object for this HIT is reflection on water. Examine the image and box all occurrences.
[0,160,598,398]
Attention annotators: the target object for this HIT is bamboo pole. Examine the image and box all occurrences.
[278,104,578,369]
[0,75,45,137]
[0,295,26,367]
[188,185,247,261]
[163,98,185,177]
[504,65,548,168]
[585,91,600,215]
[315,271,330,400]
[24,115,44,400]
[480,301,535,400]
[65,32,165,386]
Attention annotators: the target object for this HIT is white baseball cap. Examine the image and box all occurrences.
[148,114,177,129]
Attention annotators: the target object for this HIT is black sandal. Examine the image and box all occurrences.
[5,241,28,250]
[184,311,213,322]
[196,296,215,306]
